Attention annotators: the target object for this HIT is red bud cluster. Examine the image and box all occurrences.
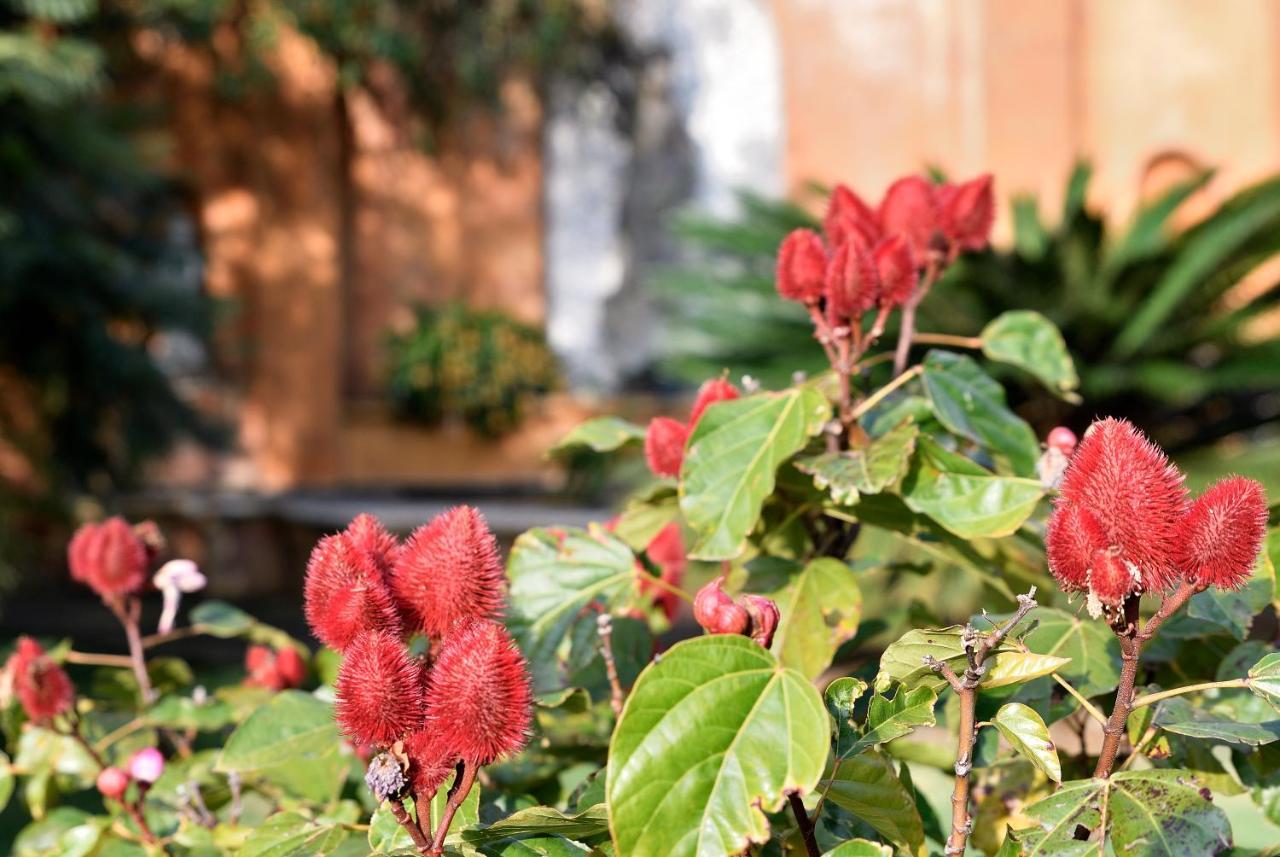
[4,637,74,723]
[244,645,307,691]
[693,577,780,649]
[1046,417,1268,619]
[644,377,740,478]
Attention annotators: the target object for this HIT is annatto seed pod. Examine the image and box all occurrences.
[5,637,73,723]
[403,728,460,796]
[823,184,881,249]
[939,173,995,252]
[335,630,427,747]
[878,175,939,264]
[304,534,403,651]
[873,235,918,309]
[689,378,740,426]
[344,513,400,579]
[692,576,749,636]
[1175,476,1268,590]
[741,595,780,649]
[423,619,532,767]
[824,239,878,325]
[67,518,148,598]
[776,229,828,304]
[390,506,506,639]
[644,417,689,479]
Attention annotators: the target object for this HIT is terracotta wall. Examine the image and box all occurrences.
[770,0,1280,225]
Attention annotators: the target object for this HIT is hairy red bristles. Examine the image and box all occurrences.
[1055,417,1189,593]
[873,235,918,309]
[689,378,740,426]
[390,506,506,638]
[1088,548,1139,612]
[644,417,688,478]
[1175,477,1268,590]
[344,513,399,579]
[1045,503,1105,593]
[824,239,878,324]
[423,619,532,766]
[6,637,73,723]
[640,522,686,621]
[404,728,459,796]
[304,535,403,651]
[67,517,148,598]
[335,630,427,747]
[940,173,995,251]
[776,229,828,304]
[878,175,939,263]
[824,185,880,248]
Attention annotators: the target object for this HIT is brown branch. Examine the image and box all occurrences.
[788,792,820,857]
[64,650,136,669]
[107,596,156,704]
[427,762,477,857]
[597,613,626,717]
[389,798,433,854]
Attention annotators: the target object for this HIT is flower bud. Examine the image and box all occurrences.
[128,747,165,784]
[693,577,749,636]
[742,595,780,649]
[644,417,689,478]
[1046,426,1077,456]
[776,229,828,304]
[96,767,130,801]
[365,752,409,802]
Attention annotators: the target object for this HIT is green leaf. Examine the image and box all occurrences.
[610,485,679,550]
[1016,770,1232,856]
[982,651,1072,689]
[680,386,832,559]
[846,687,937,758]
[145,694,235,731]
[900,437,1044,539]
[991,606,1123,698]
[993,703,1061,782]
[0,750,12,815]
[12,727,95,785]
[796,419,919,505]
[369,802,417,853]
[548,417,646,458]
[463,805,609,846]
[189,599,255,637]
[821,840,893,856]
[606,635,829,857]
[1153,698,1280,747]
[920,350,1041,475]
[13,807,92,857]
[766,557,863,680]
[981,310,1081,401]
[215,690,345,803]
[506,525,638,693]
[874,626,1023,693]
[825,677,869,758]
[239,811,351,857]
[821,750,925,853]
[475,835,593,856]
[1249,652,1280,713]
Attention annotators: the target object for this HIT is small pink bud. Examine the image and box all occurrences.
[96,767,129,800]
[127,747,165,784]
[741,595,780,649]
[693,576,749,636]
[1046,426,1077,456]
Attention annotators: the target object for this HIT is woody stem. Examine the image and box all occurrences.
[597,613,626,717]
[427,762,477,856]
[108,596,155,704]
[389,798,433,854]
[789,793,820,857]
[892,261,939,377]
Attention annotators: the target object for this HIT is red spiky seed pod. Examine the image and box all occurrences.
[873,235,918,309]
[689,378,740,426]
[344,513,399,579]
[390,506,506,639]
[404,728,459,796]
[6,637,74,723]
[824,184,881,248]
[1045,503,1107,594]
[644,417,689,478]
[335,630,427,747]
[640,523,686,621]
[67,517,148,598]
[878,175,939,264]
[742,595,780,649]
[304,534,403,651]
[275,647,306,688]
[1175,477,1268,590]
[693,576,749,636]
[1054,417,1189,594]
[824,239,878,325]
[776,229,828,304]
[423,619,532,766]
[940,173,995,251]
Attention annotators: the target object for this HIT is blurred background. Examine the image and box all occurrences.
[3,0,1279,641]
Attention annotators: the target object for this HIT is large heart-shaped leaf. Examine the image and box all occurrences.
[819,750,925,853]
[981,310,1080,402]
[845,687,937,758]
[1015,770,1232,856]
[1249,652,1280,713]
[796,420,919,505]
[506,525,638,693]
[606,635,829,856]
[900,438,1044,539]
[1153,698,1280,747]
[766,558,863,679]
[993,703,1061,782]
[215,691,345,803]
[548,417,646,458]
[680,386,831,559]
[920,350,1041,475]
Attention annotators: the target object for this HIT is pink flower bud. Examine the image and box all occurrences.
[127,747,165,784]
[693,576,749,636]
[1046,426,1077,456]
[96,767,130,800]
[741,595,780,649]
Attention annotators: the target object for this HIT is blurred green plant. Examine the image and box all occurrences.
[657,166,1280,454]
[386,302,559,437]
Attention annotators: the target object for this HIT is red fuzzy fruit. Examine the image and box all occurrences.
[776,229,828,304]
[824,185,881,248]
[1045,503,1106,593]
[404,728,459,796]
[644,417,689,478]
[6,637,73,723]
[639,523,686,621]
[1053,417,1189,594]
[1047,426,1078,456]
[742,595,780,649]
[689,378,740,426]
[390,506,507,639]
[423,619,532,766]
[878,175,939,263]
[344,513,400,579]
[304,534,403,651]
[873,235,918,309]
[335,630,427,747]
[824,239,878,325]
[96,767,129,801]
[1175,477,1268,590]
[940,173,995,251]
[693,576,749,636]
[67,518,148,598]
